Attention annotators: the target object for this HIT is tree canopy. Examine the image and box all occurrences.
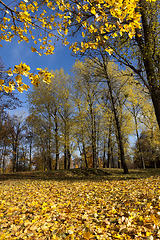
[0,0,155,92]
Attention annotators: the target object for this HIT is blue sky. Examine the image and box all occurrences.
[1,31,137,146]
[1,36,76,114]
[1,0,76,113]
[1,0,137,149]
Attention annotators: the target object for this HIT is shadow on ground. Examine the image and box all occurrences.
[0,168,160,181]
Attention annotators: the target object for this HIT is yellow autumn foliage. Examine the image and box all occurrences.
[0,0,157,92]
[0,175,160,239]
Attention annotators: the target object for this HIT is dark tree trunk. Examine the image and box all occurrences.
[48,114,52,171]
[29,142,32,171]
[107,138,111,168]
[135,0,160,130]
[90,106,96,168]
[111,146,114,168]
[55,152,59,170]
[48,138,52,171]
[107,78,128,173]
[2,147,5,173]
[133,108,145,169]
[55,117,59,170]
[96,117,100,167]
[66,127,70,169]
[107,122,112,168]
[44,156,47,171]
[48,156,52,171]
[67,149,71,169]
[12,144,16,172]
[150,89,160,130]
[118,159,121,169]
[92,129,97,168]
[150,127,157,169]
[82,139,88,168]
[103,141,107,168]
[101,54,129,173]
[64,143,67,169]
[64,121,67,169]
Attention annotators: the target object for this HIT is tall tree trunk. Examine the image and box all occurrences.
[2,144,6,173]
[150,89,160,129]
[67,127,70,169]
[96,116,100,167]
[82,138,88,168]
[150,127,156,168]
[136,0,160,130]
[89,104,97,168]
[107,78,128,173]
[107,121,112,168]
[48,114,52,170]
[12,143,16,172]
[64,121,67,169]
[55,115,59,170]
[2,153,5,173]
[103,141,107,168]
[16,146,19,172]
[23,151,26,172]
[92,135,96,168]
[55,152,59,170]
[92,127,96,168]
[67,149,71,169]
[64,143,67,169]
[29,142,32,171]
[111,146,114,168]
[48,138,52,170]
[107,132,111,168]
[44,156,47,171]
[118,159,121,169]
[64,120,70,169]
[101,54,128,173]
[133,108,145,169]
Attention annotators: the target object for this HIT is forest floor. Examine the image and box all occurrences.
[0,167,160,181]
[0,168,160,239]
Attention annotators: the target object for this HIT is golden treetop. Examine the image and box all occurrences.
[0,0,156,92]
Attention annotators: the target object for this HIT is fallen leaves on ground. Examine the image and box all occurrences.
[0,176,160,239]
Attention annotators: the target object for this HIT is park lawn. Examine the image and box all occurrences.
[0,169,160,239]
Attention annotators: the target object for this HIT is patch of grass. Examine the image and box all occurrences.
[0,168,160,181]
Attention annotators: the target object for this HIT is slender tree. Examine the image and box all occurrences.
[72,59,103,168]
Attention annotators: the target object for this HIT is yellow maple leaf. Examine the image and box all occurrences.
[0,79,4,85]
[3,86,12,93]
[91,7,96,15]
[105,48,113,55]
[113,234,123,239]
[83,4,89,11]
[6,68,13,76]
[22,83,30,91]
[15,75,22,84]
[82,32,85,38]
[146,232,152,237]
[17,86,24,93]
[83,231,94,239]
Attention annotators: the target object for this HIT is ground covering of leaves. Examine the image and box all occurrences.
[0,172,160,239]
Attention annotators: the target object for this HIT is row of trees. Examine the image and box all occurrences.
[1,0,160,173]
[0,57,24,173]
[1,0,160,135]
[1,58,160,173]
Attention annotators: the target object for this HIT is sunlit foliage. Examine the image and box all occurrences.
[0,0,156,92]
